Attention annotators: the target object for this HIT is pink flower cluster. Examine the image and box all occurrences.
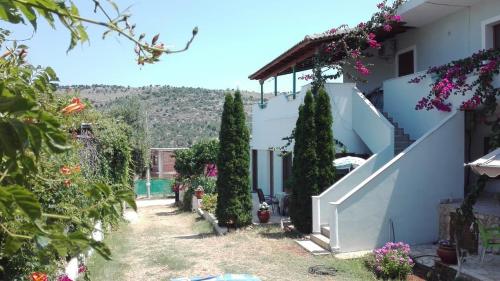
[355,61,370,76]
[480,60,498,74]
[373,242,414,278]
[460,95,482,111]
[367,33,381,49]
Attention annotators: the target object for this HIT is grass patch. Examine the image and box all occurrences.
[84,224,133,281]
[192,217,214,235]
[147,250,192,271]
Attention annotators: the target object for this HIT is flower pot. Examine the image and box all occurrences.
[437,245,457,265]
[257,210,270,223]
[195,190,204,199]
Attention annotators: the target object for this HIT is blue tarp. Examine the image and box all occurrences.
[171,274,261,281]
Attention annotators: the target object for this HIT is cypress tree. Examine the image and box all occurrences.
[315,87,336,192]
[215,91,252,227]
[215,94,235,226]
[290,91,319,233]
[231,91,252,226]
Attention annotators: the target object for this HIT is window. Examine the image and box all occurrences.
[269,151,274,196]
[282,153,293,192]
[397,49,415,77]
[494,23,500,49]
[252,150,258,192]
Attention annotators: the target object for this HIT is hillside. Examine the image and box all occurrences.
[60,85,269,147]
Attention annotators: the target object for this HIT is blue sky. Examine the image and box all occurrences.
[7,0,385,92]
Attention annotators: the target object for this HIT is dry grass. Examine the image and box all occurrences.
[86,204,378,281]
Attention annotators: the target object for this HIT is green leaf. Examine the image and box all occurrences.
[116,189,137,211]
[0,2,23,24]
[0,122,21,157]
[4,236,24,255]
[0,95,36,113]
[14,2,37,29]
[5,185,42,220]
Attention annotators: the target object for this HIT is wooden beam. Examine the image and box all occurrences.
[264,48,318,80]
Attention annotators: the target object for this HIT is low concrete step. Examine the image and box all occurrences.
[295,240,330,256]
[321,225,330,237]
[310,233,331,251]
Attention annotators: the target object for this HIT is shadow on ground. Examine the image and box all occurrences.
[155,209,183,216]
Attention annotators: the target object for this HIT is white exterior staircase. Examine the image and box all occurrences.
[308,80,464,254]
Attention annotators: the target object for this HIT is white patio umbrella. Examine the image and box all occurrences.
[333,156,366,171]
[467,148,500,178]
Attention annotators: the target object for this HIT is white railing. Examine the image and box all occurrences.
[329,111,464,252]
[312,90,394,233]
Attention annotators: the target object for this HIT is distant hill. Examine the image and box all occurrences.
[59,84,270,147]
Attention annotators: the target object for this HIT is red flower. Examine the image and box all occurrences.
[30,272,48,281]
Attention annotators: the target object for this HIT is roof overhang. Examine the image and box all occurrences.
[248,24,410,81]
[398,0,483,27]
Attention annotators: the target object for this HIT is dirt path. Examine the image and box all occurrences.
[86,203,377,281]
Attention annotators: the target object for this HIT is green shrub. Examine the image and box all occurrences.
[201,193,217,214]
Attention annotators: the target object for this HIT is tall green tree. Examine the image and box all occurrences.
[215,94,235,225]
[315,88,336,192]
[231,91,252,226]
[290,91,319,233]
[215,91,252,227]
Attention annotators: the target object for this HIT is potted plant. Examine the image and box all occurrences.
[257,202,270,223]
[194,185,204,199]
[437,240,458,265]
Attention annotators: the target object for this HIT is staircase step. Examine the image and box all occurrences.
[321,225,330,237]
[310,233,331,251]
[295,240,330,256]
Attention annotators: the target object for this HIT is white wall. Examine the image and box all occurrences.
[332,112,464,252]
[251,83,370,196]
[396,0,500,72]
[313,90,394,233]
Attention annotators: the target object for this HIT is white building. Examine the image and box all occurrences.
[249,0,500,253]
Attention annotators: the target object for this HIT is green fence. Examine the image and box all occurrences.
[134,179,174,197]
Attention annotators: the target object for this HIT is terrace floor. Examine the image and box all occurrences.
[251,193,288,225]
[411,244,500,281]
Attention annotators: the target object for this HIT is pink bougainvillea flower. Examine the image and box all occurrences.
[351,50,361,59]
[367,33,381,49]
[30,272,48,281]
[355,61,371,76]
[377,2,385,9]
[383,24,393,32]
[61,97,86,114]
[392,15,402,22]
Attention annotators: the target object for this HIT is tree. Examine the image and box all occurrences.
[108,96,150,177]
[290,91,319,233]
[231,91,252,226]
[315,88,336,192]
[215,94,235,226]
[215,91,252,227]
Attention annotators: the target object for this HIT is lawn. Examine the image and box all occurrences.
[85,203,378,281]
